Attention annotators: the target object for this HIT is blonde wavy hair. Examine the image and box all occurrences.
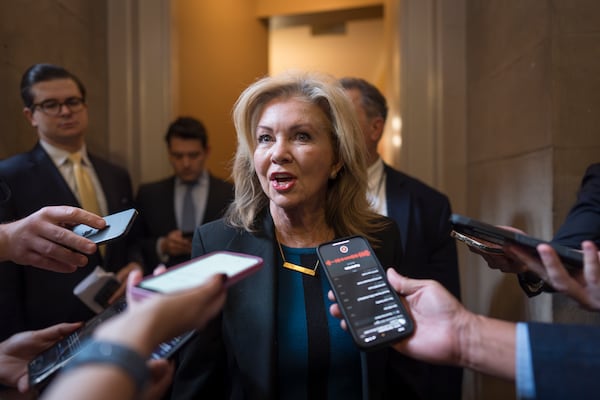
[225,71,387,242]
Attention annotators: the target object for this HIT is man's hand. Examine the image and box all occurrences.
[0,206,105,273]
[160,230,192,257]
[0,322,81,392]
[512,240,600,311]
[466,225,529,274]
[107,262,143,304]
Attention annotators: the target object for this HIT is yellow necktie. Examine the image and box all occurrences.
[68,153,101,215]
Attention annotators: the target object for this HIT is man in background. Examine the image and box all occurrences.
[0,63,142,342]
[135,116,233,268]
[340,77,463,399]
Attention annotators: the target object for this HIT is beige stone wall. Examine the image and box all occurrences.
[466,1,600,398]
[0,0,108,160]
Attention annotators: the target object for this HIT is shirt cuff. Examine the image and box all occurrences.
[515,322,536,399]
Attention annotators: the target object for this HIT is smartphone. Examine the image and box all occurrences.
[72,208,138,245]
[450,214,583,269]
[27,297,193,390]
[130,251,264,300]
[317,236,414,351]
[451,230,505,255]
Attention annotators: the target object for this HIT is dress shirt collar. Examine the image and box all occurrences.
[175,169,208,188]
[40,139,92,167]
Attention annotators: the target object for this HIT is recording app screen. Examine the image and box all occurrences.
[319,238,411,347]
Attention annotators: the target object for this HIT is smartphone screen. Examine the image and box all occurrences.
[133,251,263,297]
[317,236,414,351]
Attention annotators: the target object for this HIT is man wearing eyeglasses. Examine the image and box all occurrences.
[0,64,143,342]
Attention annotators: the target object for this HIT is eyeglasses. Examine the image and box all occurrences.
[31,97,86,116]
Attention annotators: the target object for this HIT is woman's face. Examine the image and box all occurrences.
[253,97,339,215]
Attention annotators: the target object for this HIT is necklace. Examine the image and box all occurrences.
[277,240,319,276]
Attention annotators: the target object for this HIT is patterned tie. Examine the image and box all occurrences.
[181,182,197,233]
[68,152,101,215]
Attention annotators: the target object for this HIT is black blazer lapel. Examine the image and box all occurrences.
[384,164,411,254]
[31,144,80,207]
[203,213,279,398]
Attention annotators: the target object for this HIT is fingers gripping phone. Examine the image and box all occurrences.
[71,208,138,245]
[317,236,414,351]
[130,251,264,300]
[28,297,195,391]
[449,214,583,270]
[450,230,504,255]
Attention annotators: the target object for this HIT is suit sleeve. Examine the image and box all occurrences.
[528,322,600,399]
[552,163,600,248]
[521,164,600,297]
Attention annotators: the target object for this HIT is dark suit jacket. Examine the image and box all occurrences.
[519,163,600,296]
[0,143,140,341]
[553,163,600,248]
[383,164,463,399]
[528,322,600,399]
[171,211,424,400]
[134,174,233,268]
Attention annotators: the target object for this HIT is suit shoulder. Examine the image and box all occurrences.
[386,165,451,205]
[196,218,245,248]
[0,151,35,176]
[582,163,600,181]
[137,177,174,193]
[89,154,128,174]
[209,174,234,189]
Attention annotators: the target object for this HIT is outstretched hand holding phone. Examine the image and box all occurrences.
[41,269,228,400]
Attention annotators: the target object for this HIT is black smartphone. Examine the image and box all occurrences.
[317,236,414,351]
[181,231,194,239]
[449,214,583,269]
[28,297,194,390]
[71,208,138,245]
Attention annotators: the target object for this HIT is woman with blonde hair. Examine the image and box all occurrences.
[171,71,405,399]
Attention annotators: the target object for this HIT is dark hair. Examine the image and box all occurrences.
[339,77,388,122]
[164,117,208,148]
[20,64,87,109]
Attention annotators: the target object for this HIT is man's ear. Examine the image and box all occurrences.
[370,117,385,142]
[23,107,37,127]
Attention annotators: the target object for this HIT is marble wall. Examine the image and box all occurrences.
[465,1,600,398]
[0,0,108,159]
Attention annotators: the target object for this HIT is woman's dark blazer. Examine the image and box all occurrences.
[170,210,425,400]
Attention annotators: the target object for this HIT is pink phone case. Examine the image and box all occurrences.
[130,251,263,301]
